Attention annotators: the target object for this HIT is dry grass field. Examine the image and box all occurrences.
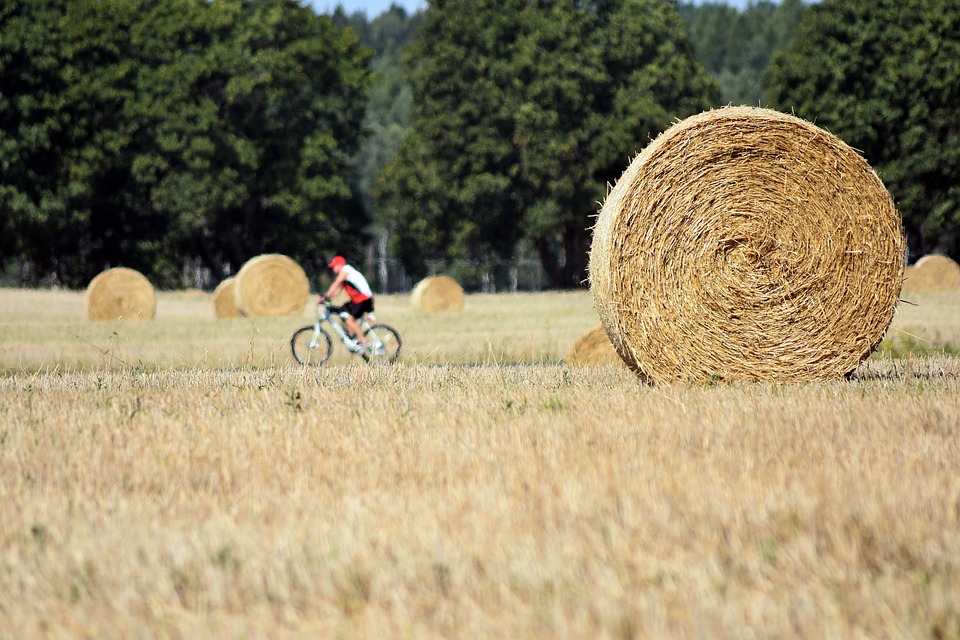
[1,287,959,638]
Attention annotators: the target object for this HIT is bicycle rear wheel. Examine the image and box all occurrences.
[362,324,402,364]
[291,326,333,365]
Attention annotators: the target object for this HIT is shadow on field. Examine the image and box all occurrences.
[432,360,566,368]
[850,357,960,383]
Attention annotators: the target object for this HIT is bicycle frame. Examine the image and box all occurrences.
[291,299,400,365]
[317,304,377,351]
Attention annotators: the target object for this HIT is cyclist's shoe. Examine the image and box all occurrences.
[346,339,362,353]
[359,342,384,356]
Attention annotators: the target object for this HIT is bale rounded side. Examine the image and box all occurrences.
[901,254,960,294]
[565,324,626,368]
[212,277,242,318]
[410,275,466,312]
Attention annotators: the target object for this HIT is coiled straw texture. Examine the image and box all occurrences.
[590,107,905,384]
[85,267,157,321]
[234,254,309,317]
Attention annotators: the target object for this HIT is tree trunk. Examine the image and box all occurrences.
[197,229,228,282]
[563,226,590,288]
[536,226,590,289]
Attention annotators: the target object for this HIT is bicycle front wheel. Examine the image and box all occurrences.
[291,326,333,365]
[362,324,402,364]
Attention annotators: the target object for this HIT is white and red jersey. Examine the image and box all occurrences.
[341,264,373,304]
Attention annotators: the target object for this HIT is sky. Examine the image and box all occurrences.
[306,0,768,19]
[307,0,425,17]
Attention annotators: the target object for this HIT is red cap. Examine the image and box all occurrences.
[327,255,346,269]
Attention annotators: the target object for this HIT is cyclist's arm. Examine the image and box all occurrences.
[324,271,348,299]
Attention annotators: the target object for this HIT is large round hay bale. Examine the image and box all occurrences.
[233,254,309,317]
[901,254,960,294]
[410,275,465,312]
[590,106,905,384]
[212,276,242,318]
[85,267,157,321]
[565,325,626,368]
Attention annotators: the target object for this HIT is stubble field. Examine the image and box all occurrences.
[1,287,959,638]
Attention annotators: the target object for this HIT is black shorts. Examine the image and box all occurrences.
[343,298,374,319]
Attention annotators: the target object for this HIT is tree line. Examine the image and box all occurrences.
[2,0,957,290]
[1,0,372,288]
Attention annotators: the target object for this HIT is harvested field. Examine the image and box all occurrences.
[1,287,958,638]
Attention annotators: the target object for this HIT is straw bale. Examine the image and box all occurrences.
[590,106,905,384]
[900,254,960,294]
[233,254,309,317]
[212,277,242,318]
[85,267,157,321]
[565,325,626,368]
[411,275,466,312]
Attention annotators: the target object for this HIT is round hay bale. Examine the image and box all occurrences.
[590,106,905,384]
[565,324,626,368]
[85,267,157,321]
[212,276,242,318]
[411,275,465,312]
[233,254,309,317]
[901,254,960,294]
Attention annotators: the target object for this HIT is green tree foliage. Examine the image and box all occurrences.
[0,0,102,282]
[375,0,718,287]
[335,5,425,220]
[766,0,960,261]
[678,0,807,106]
[0,0,372,287]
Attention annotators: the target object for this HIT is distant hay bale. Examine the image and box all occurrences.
[212,277,242,318]
[901,255,960,294]
[590,106,905,384]
[85,267,156,321]
[565,325,626,368]
[233,254,309,317]
[411,275,465,312]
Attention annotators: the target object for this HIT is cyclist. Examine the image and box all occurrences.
[323,255,374,351]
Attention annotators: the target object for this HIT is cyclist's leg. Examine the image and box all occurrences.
[344,315,364,343]
[346,299,374,346]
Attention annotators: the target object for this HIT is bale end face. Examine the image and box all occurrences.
[590,106,905,384]
[234,254,310,317]
[85,267,157,321]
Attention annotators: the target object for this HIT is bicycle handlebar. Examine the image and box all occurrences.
[317,297,349,320]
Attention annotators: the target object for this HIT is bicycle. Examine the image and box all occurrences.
[290,296,402,366]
